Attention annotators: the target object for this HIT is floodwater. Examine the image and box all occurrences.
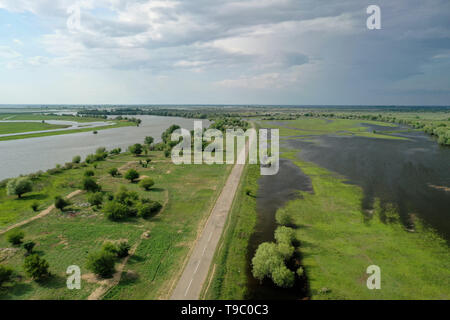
[246,159,312,299]
[0,116,208,180]
[246,121,450,299]
[285,129,450,242]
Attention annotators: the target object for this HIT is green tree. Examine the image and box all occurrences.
[86,250,115,278]
[0,265,13,286]
[251,242,284,282]
[102,242,118,256]
[24,254,50,281]
[117,242,131,258]
[139,177,155,190]
[277,242,295,260]
[144,136,154,146]
[108,167,119,177]
[31,202,39,212]
[274,226,295,245]
[7,177,32,198]
[23,241,36,255]
[275,209,292,226]
[271,265,295,288]
[138,201,162,219]
[84,170,95,177]
[125,169,139,183]
[54,196,70,211]
[82,177,101,192]
[7,229,25,246]
[128,143,143,156]
[87,192,103,207]
[104,201,130,221]
[72,155,81,164]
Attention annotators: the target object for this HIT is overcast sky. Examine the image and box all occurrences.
[0,0,449,105]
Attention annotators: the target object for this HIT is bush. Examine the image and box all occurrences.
[88,192,103,207]
[7,177,32,198]
[117,242,131,258]
[296,267,304,277]
[82,177,101,192]
[102,242,118,256]
[24,254,50,280]
[251,242,283,282]
[84,170,95,177]
[164,149,171,158]
[86,250,115,278]
[31,202,39,212]
[125,169,139,183]
[144,136,154,146]
[138,201,162,218]
[0,265,13,286]
[275,209,292,226]
[54,196,70,211]
[110,148,121,155]
[277,242,295,260]
[108,168,119,177]
[114,187,139,206]
[274,226,295,245]
[24,241,36,255]
[85,154,95,164]
[139,178,155,190]
[128,143,143,156]
[271,265,295,288]
[104,201,130,221]
[7,229,24,246]
[72,155,81,164]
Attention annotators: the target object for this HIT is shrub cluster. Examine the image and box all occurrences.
[86,241,131,278]
[251,226,296,288]
[104,187,161,221]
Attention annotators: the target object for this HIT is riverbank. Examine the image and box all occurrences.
[0,122,70,135]
[0,121,134,142]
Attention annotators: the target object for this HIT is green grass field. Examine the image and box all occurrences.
[0,122,70,135]
[0,114,104,123]
[0,151,231,300]
[0,113,135,141]
[262,118,406,140]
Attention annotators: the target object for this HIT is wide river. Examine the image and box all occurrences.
[0,116,208,180]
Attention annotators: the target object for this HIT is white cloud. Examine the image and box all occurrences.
[0,46,21,59]
[13,39,24,46]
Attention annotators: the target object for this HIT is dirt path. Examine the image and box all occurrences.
[170,131,254,300]
[0,190,83,236]
[87,238,142,300]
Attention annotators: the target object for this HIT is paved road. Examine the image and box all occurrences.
[170,132,253,300]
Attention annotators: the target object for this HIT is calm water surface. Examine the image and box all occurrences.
[0,116,208,180]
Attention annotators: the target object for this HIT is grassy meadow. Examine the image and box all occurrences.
[0,122,70,135]
[0,150,231,300]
